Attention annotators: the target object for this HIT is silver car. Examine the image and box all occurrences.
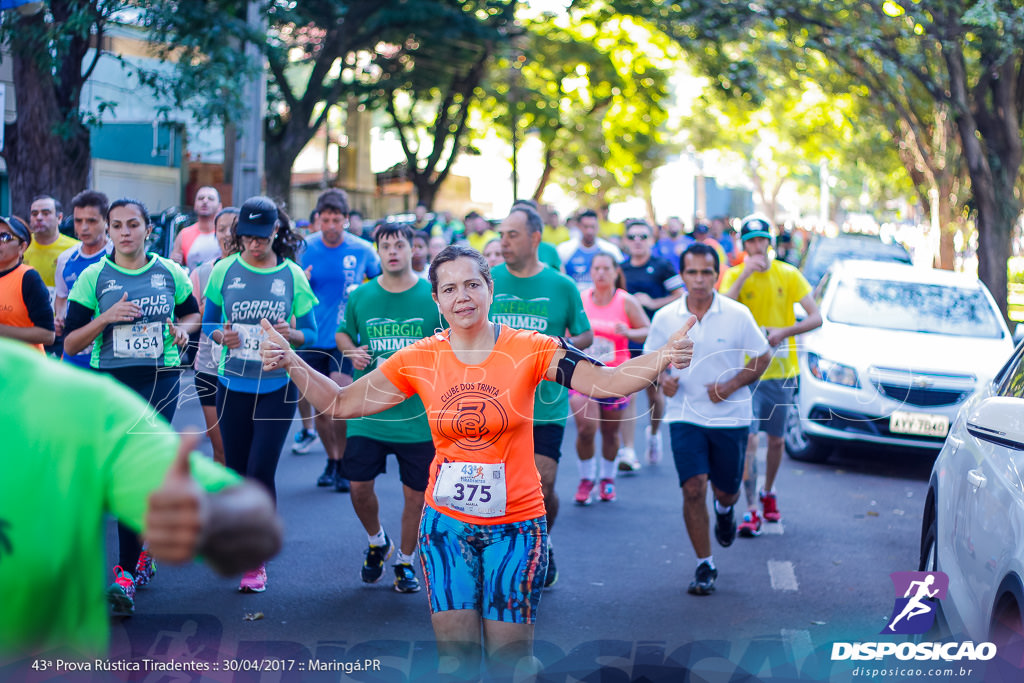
[784,260,1012,463]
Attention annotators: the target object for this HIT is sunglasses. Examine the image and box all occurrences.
[0,232,22,244]
[626,234,649,241]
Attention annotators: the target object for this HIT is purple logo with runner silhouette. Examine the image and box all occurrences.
[882,571,948,634]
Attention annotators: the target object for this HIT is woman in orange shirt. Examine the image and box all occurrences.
[0,215,55,350]
[259,244,695,680]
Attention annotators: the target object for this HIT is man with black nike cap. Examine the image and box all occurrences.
[720,215,821,534]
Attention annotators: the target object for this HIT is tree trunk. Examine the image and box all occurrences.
[413,175,438,210]
[532,144,554,203]
[2,14,90,215]
[936,190,955,271]
[263,126,315,209]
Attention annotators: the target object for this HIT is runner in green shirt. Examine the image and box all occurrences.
[0,338,281,660]
[337,223,442,594]
[489,204,592,588]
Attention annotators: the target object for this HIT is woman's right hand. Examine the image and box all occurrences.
[220,321,242,349]
[99,293,142,325]
[344,345,372,371]
[259,318,293,371]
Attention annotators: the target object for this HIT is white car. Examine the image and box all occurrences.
[920,341,1024,653]
[784,260,1012,462]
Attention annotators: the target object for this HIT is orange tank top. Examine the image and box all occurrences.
[0,264,44,351]
[582,287,631,367]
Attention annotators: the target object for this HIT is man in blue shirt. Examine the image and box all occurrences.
[54,190,113,368]
[299,189,381,491]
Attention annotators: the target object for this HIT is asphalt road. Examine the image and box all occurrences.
[10,372,981,682]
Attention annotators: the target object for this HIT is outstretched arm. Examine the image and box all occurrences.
[550,315,696,399]
[144,434,283,576]
[259,318,407,419]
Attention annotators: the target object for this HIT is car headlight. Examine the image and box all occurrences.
[807,352,859,387]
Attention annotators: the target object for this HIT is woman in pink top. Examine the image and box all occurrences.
[571,251,650,504]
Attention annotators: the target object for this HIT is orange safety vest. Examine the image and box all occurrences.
[0,264,45,351]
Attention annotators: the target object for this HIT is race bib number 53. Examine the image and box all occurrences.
[433,462,507,517]
[231,323,267,362]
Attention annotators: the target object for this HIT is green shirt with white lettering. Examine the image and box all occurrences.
[341,277,441,442]
[490,263,591,425]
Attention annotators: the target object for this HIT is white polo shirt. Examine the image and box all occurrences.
[645,293,770,428]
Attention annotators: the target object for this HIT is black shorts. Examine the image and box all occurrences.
[194,371,219,407]
[533,423,565,462]
[343,436,434,491]
[298,348,353,377]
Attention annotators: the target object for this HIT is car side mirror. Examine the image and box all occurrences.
[1014,323,1024,344]
[966,397,1024,451]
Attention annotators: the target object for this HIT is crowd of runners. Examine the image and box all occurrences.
[0,186,820,677]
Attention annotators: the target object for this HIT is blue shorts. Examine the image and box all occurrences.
[669,422,748,495]
[418,506,547,624]
[750,378,797,437]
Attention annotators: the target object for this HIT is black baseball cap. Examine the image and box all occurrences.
[740,215,772,242]
[1,215,31,243]
[237,196,278,238]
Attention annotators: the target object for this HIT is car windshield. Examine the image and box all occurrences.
[828,278,1005,338]
[804,238,910,284]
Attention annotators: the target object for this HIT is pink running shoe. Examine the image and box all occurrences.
[575,479,596,505]
[599,478,616,502]
[239,564,267,593]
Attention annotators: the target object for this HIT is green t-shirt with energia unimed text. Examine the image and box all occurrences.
[340,277,441,442]
[489,263,591,425]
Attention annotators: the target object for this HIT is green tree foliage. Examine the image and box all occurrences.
[482,11,676,209]
[0,1,121,212]
[612,0,1024,318]
[355,0,516,208]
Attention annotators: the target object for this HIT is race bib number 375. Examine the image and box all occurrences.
[433,462,507,518]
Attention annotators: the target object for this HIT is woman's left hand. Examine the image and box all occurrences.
[665,315,696,369]
[167,318,189,348]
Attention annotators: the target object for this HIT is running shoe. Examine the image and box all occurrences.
[292,428,319,454]
[334,476,350,493]
[239,564,267,593]
[760,491,782,522]
[645,426,662,465]
[544,546,558,588]
[599,478,616,502]
[393,563,421,593]
[738,508,763,537]
[134,547,156,588]
[107,566,136,614]
[687,561,718,596]
[575,479,596,505]
[361,535,394,583]
[714,505,737,548]
[316,460,337,487]
[617,447,642,474]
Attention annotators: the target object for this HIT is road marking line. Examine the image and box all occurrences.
[769,560,798,591]
[763,523,784,535]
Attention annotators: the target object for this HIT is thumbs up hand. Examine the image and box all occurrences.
[666,315,696,370]
[143,433,207,564]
